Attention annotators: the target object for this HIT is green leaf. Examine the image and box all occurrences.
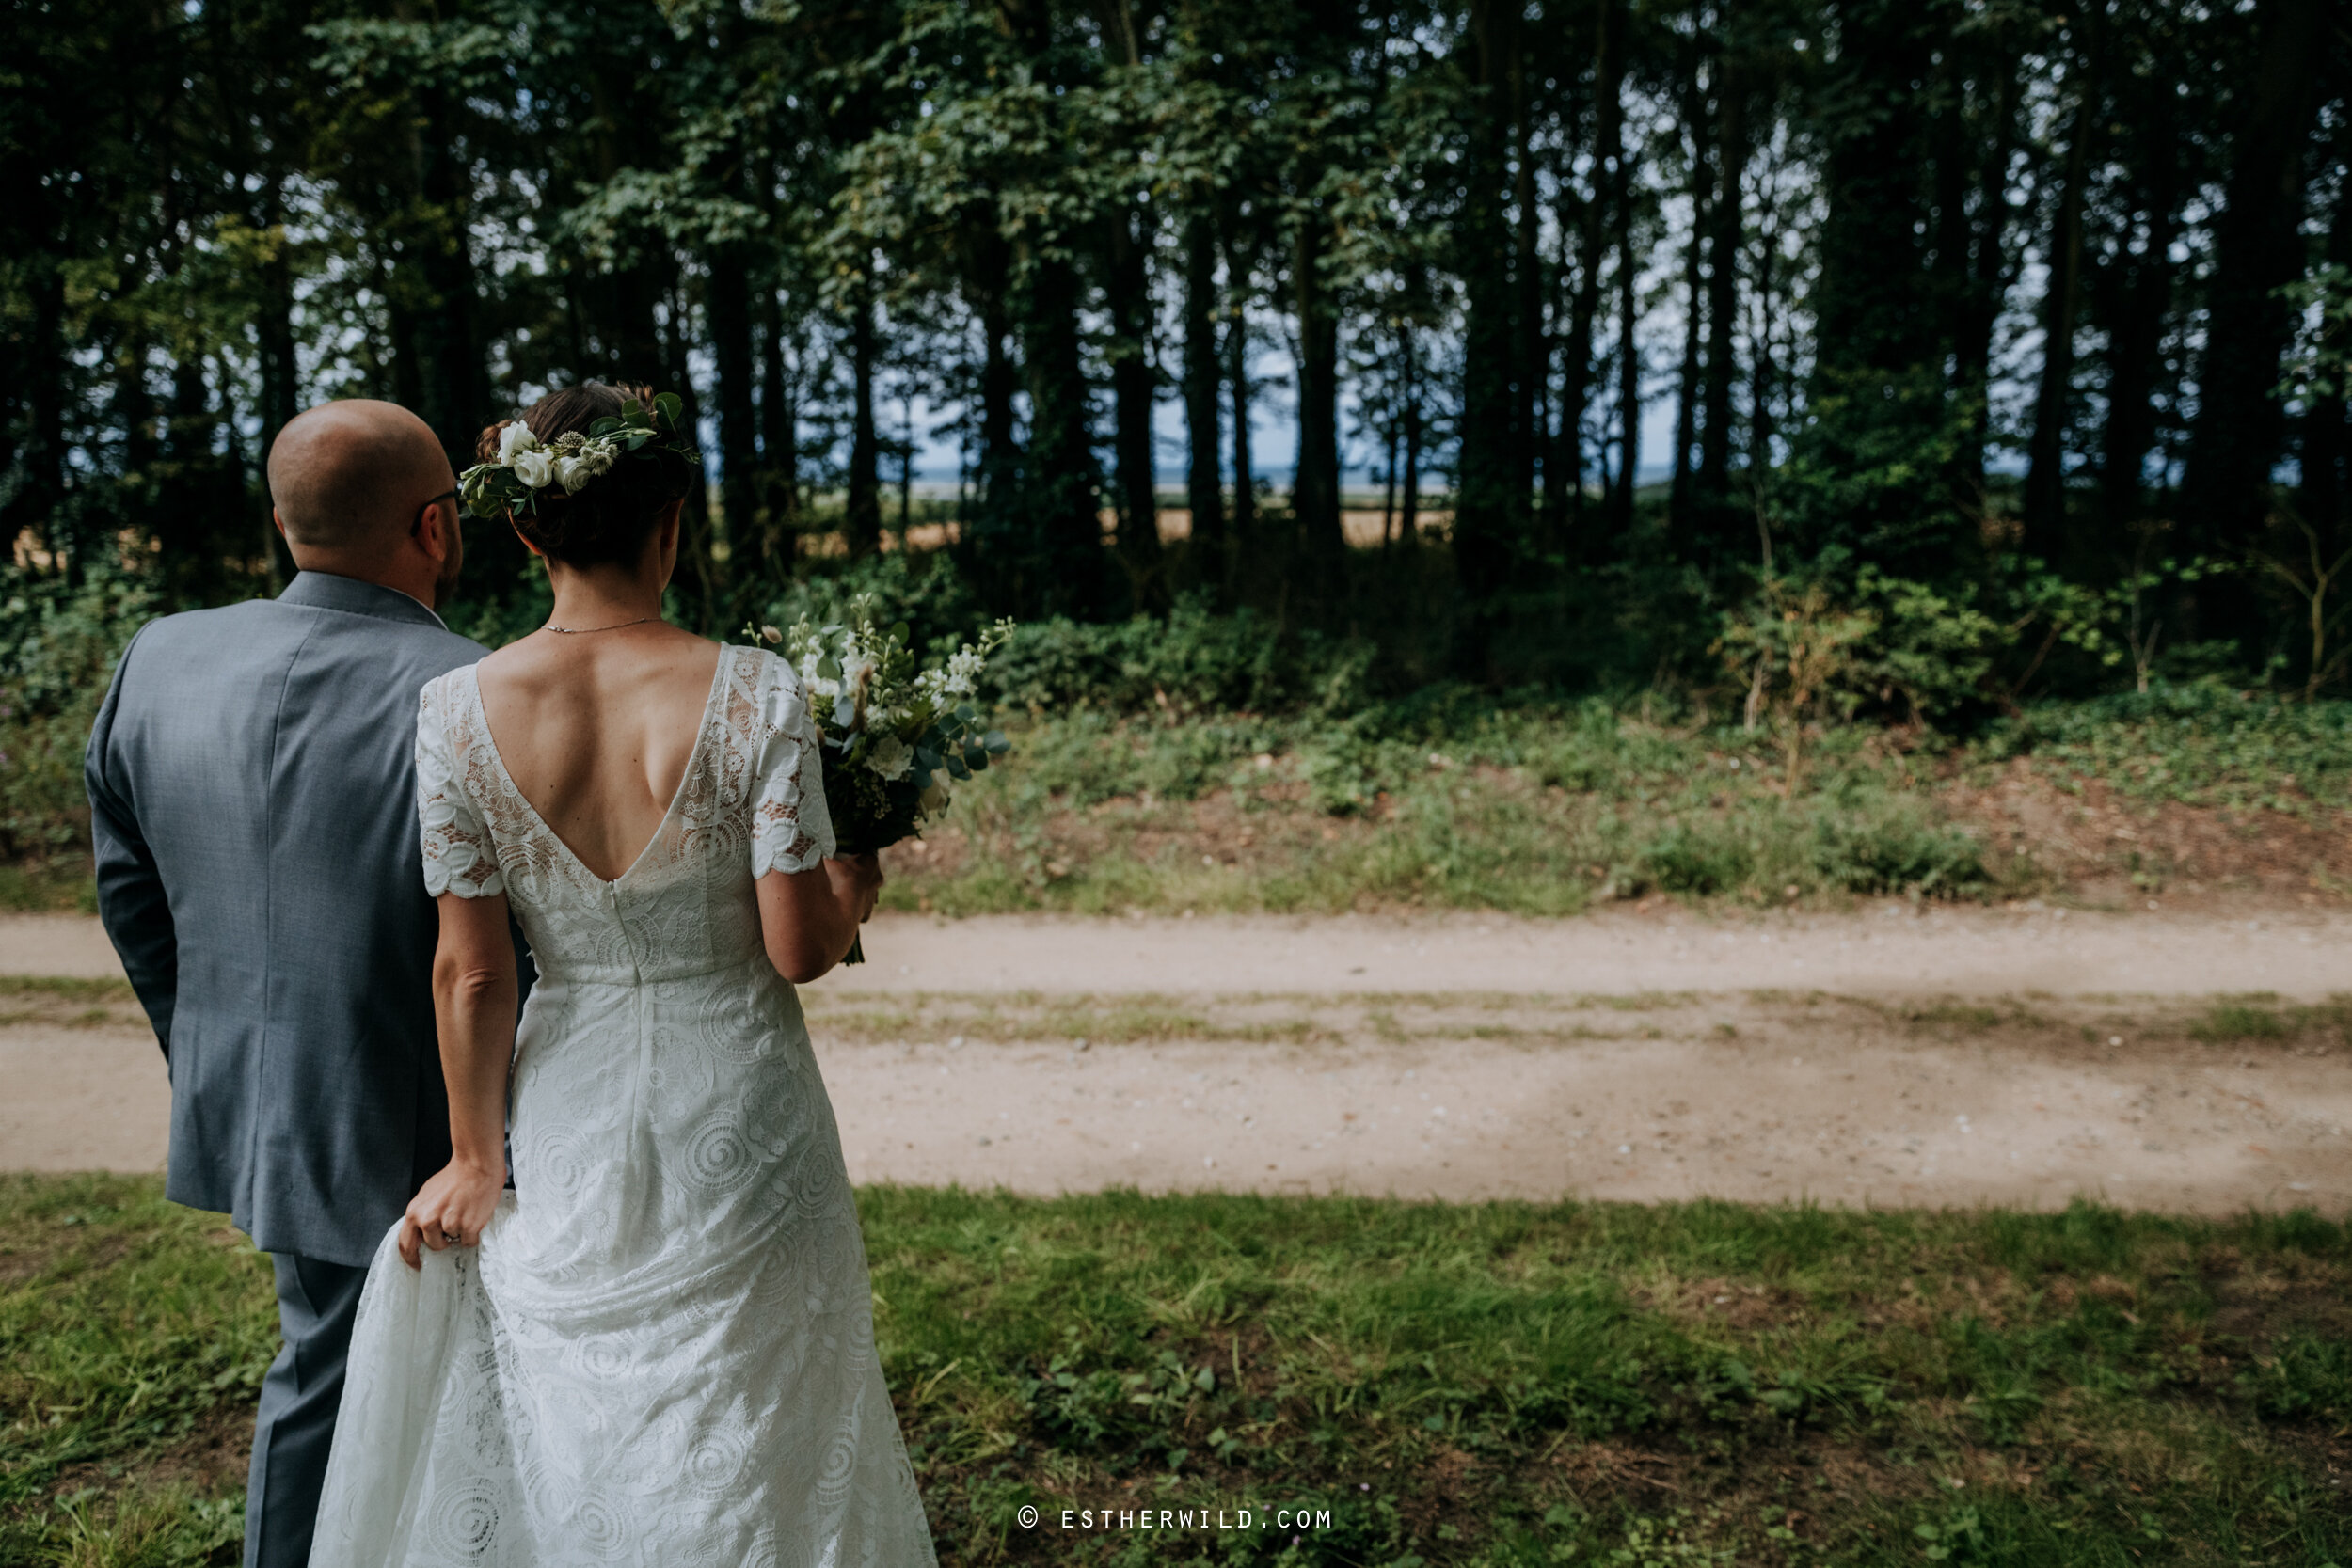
[654,391,684,425]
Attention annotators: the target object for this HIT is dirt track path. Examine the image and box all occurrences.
[7,910,2347,1212]
[11,905,2352,996]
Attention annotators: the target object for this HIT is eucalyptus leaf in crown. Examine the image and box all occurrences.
[459,392,697,519]
[746,595,1014,858]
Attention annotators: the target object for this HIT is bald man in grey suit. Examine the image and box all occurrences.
[85,402,519,1568]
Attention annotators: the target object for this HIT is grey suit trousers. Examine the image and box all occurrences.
[246,1253,368,1568]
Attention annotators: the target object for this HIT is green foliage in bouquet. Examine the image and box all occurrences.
[748,596,1015,855]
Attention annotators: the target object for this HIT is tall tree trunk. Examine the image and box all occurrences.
[1749,193,1776,475]
[255,174,300,587]
[2299,116,2352,559]
[1513,34,1543,534]
[1401,325,1422,546]
[1953,47,2019,499]
[2296,122,2352,554]
[970,236,1018,529]
[660,276,720,623]
[1018,254,1107,616]
[1608,182,1641,537]
[2097,131,2180,541]
[2024,10,2101,554]
[1454,0,1520,609]
[1183,214,1226,593]
[409,87,485,470]
[1229,250,1256,583]
[757,288,799,574]
[2180,0,2329,556]
[1669,49,1708,535]
[846,275,882,557]
[1560,0,1627,548]
[1697,59,1748,515]
[1381,415,1398,547]
[708,241,758,571]
[1107,201,1166,609]
[1811,2,1936,378]
[1292,211,1343,601]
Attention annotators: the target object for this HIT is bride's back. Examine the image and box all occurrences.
[475,628,721,884]
[461,381,718,886]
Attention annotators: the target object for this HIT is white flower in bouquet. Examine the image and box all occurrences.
[866,734,914,782]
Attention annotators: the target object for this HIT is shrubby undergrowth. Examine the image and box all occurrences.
[7,548,2350,914]
[0,566,163,910]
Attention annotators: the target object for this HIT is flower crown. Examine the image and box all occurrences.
[459,391,699,520]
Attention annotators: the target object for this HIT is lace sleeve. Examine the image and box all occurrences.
[750,652,836,877]
[416,678,504,898]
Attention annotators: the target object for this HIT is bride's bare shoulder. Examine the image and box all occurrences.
[476,626,723,705]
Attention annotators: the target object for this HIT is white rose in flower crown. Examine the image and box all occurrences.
[553,454,596,493]
[512,449,556,488]
[498,423,540,463]
[866,735,914,782]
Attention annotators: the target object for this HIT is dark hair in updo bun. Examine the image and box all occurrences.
[474,382,695,568]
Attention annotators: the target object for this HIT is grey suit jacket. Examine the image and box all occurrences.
[86,571,513,1266]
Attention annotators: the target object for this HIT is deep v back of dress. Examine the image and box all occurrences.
[308,644,937,1568]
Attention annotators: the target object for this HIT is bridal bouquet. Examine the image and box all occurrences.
[748,598,1014,960]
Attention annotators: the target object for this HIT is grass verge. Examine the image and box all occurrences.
[3,1176,2348,1564]
[14,693,2352,918]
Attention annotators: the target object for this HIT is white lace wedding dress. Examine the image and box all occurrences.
[309,645,936,1568]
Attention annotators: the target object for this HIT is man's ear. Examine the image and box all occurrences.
[413,499,451,564]
[272,510,288,541]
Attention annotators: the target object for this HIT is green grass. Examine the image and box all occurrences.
[2185,996,2352,1045]
[1983,688,2352,816]
[886,706,2007,918]
[0,860,98,914]
[16,690,2352,919]
[4,1177,2350,1564]
[879,693,2352,917]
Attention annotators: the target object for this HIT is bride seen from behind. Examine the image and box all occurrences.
[307,383,938,1567]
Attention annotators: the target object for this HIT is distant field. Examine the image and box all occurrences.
[2,1176,2346,1564]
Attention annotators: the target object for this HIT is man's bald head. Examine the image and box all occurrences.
[268,400,454,557]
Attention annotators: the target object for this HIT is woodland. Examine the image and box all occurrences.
[5,0,2352,902]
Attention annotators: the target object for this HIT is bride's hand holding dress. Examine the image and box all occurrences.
[396,848,882,1272]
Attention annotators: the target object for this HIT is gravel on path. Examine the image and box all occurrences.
[8,905,2349,996]
[8,980,2345,1214]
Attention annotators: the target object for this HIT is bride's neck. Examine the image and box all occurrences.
[544,561,664,629]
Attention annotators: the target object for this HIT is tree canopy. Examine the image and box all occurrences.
[5,0,2349,699]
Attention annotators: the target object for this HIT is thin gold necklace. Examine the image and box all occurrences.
[543,614,660,635]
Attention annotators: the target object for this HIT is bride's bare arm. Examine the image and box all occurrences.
[756,854,882,984]
[400,891,519,1269]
